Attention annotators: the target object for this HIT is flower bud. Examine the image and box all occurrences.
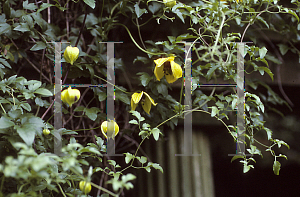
[43,129,50,135]
[101,120,119,139]
[163,0,176,8]
[64,46,79,65]
[61,87,80,107]
[79,181,92,194]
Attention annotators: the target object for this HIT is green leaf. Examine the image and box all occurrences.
[243,164,251,173]
[210,106,219,117]
[259,47,268,59]
[137,72,152,87]
[0,116,14,129]
[256,16,269,28]
[277,44,289,56]
[283,8,299,22]
[15,116,43,146]
[21,103,31,112]
[230,155,244,163]
[273,160,281,175]
[85,107,100,121]
[124,153,134,164]
[147,162,163,173]
[129,119,138,125]
[34,88,53,96]
[258,67,274,81]
[115,91,130,105]
[151,128,161,141]
[30,41,46,51]
[23,0,37,10]
[264,127,273,140]
[37,3,54,13]
[139,156,147,164]
[0,57,11,68]
[130,111,144,122]
[157,83,168,97]
[14,23,30,32]
[98,92,106,101]
[134,3,148,18]
[83,0,96,9]
[148,2,162,14]
[0,23,11,34]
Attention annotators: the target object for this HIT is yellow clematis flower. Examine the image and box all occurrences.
[131,91,157,114]
[101,120,119,139]
[61,87,80,107]
[154,56,182,84]
[64,45,79,65]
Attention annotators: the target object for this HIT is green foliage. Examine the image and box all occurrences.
[0,0,299,196]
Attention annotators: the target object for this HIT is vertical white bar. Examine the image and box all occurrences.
[236,42,246,155]
[102,42,123,156]
[54,42,62,156]
[176,42,200,157]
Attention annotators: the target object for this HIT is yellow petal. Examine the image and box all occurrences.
[64,46,79,65]
[65,87,80,107]
[143,92,157,106]
[154,57,170,67]
[165,74,177,83]
[154,64,165,81]
[101,120,119,139]
[170,61,182,79]
[142,99,152,114]
[131,97,139,111]
[131,92,143,104]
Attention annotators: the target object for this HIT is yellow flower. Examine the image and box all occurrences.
[154,56,182,84]
[131,91,157,114]
[163,0,176,8]
[101,120,119,139]
[61,87,80,107]
[79,181,92,194]
[64,45,79,65]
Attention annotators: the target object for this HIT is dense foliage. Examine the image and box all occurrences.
[0,0,299,196]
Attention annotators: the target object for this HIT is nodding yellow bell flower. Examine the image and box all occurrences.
[64,46,79,65]
[154,56,182,84]
[131,91,157,115]
[101,120,119,139]
[61,87,80,107]
[163,0,176,8]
